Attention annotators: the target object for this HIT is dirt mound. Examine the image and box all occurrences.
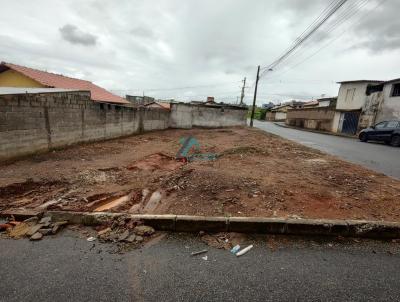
[127,153,184,172]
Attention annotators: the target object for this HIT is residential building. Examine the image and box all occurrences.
[359,79,400,129]
[303,100,319,108]
[332,80,384,135]
[262,102,274,109]
[283,100,305,109]
[317,97,337,108]
[266,104,293,121]
[0,62,128,105]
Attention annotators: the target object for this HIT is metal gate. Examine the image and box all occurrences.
[341,111,360,135]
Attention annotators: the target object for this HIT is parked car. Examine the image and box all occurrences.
[359,120,400,146]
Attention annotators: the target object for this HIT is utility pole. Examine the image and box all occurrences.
[240,77,246,105]
[250,66,260,127]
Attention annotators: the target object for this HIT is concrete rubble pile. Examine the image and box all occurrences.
[95,216,155,244]
[0,216,68,240]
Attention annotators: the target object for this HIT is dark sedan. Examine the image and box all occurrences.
[359,120,400,146]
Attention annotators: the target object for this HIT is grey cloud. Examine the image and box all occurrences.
[130,27,156,38]
[1,0,399,104]
[351,2,400,53]
[59,24,98,46]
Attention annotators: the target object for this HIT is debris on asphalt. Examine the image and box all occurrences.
[202,255,208,261]
[0,223,12,232]
[191,249,208,256]
[30,232,43,241]
[39,216,52,225]
[26,224,44,237]
[118,230,130,242]
[5,216,68,239]
[38,228,52,236]
[97,227,112,236]
[133,225,155,236]
[8,222,36,238]
[87,236,97,242]
[90,216,157,248]
[201,232,248,250]
[230,245,241,254]
[236,245,253,257]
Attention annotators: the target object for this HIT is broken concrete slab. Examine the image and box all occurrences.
[97,227,112,237]
[24,216,39,224]
[38,228,52,236]
[143,191,162,213]
[8,222,36,238]
[125,234,137,243]
[135,235,144,243]
[128,203,142,214]
[26,224,44,237]
[133,225,155,236]
[118,230,130,242]
[39,216,52,225]
[0,209,43,220]
[30,232,43,241]
[51,221,68,234]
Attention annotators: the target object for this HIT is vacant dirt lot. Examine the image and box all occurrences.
[1,127,399,221]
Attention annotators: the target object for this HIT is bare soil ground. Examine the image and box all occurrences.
[1,127,399,221]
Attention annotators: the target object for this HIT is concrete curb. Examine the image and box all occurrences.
[273,122,357,139]
[42,211,400,239]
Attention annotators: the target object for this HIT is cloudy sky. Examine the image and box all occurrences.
[0,0,398,104]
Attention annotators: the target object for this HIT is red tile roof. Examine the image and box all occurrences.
[0,62,128,105]
[144,102,171,110]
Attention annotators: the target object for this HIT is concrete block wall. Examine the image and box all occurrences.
[170,103,247,129]
[286,107,335,131]
[0,94,247,161]
[169,103,193,129]
[0,92,169,161]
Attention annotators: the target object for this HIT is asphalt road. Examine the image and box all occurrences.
[1,231,400,302]
[253,121,400,179]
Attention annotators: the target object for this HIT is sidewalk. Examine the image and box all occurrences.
[273,122,357,139]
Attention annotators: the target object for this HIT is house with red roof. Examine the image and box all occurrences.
[0,62,128,105]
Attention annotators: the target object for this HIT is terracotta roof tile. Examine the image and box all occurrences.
[1,62,128,105]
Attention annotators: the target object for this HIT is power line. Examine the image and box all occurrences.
[260,0,386,81]
[264,0,369,74]
[261,0,340,73]
[259,0,349,78]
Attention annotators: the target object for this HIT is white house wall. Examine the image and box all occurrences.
[274,112,287,121]
[332,111,341,132]
[376,81,400,122]
[337,82,370,110]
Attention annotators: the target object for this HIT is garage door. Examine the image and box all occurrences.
[341,111,360,135]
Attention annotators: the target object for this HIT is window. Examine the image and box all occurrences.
[345,88,356,103]
[391,84,400,97]
[374,122,387,129]
[386,121,399,128]
[366,84,383,96]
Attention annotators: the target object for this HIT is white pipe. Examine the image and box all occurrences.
[236,245,253,257]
